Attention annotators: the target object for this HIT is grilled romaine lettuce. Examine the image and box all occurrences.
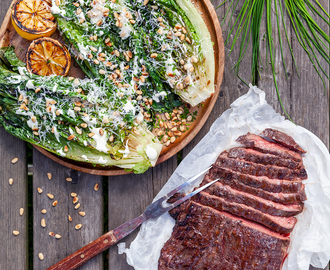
[51,0,214,107]
[0,47,161,173]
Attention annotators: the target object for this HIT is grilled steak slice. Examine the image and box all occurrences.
[215,154,307,180]
[201,178,303,217]
[227,147,304,169]
[236,133,302,162]
[206,171,306,204]
[193,192,297,234]
[262,128,306,154]
[159,202,290,270]
[209,167,304,193]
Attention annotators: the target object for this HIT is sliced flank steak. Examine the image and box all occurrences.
[159,202,290,270]
[227,147,304,170]
[205,170,307,204]
[193,192,297,234]
[200,178,304,217]
[236,133,303,162]
[208,167,304,194]
[262,128,306,154]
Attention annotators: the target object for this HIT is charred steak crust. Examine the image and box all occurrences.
[200,176,304,217]
[215,154,307,180]
[207,169,307,204]
[193,192,297,234]
[262,128,306,154]
[159,202,290,270]
[159,130,306,270]
[227,147,305,169]
[236,133,302,162]
[210,167,304,194]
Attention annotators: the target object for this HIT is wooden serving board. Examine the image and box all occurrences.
[0,0,224,176]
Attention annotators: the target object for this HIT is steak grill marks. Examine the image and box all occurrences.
[237,133,303,162]
[159,202,290,270]
[215,153,307,180]
[210,167,304,194]
[204,172,306,205]
[201,176,304,217]
[194,192,297,234]
[262,128,307,154]
[227,147,304,169]
[159,130,307,269]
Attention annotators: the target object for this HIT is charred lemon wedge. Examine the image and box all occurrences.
[26,37,71,76]
[11,0,57,41]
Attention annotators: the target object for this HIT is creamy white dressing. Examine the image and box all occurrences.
[7,76,22,84]
[57,149,66,156]
[152,91,167,103]
[97,156,107,164]
[123,100,136,115]
[52,84,58,92]
[69,127,74,135]
[26,80,35,89]
[82,154,88,160]
[82,115,97,126]
[165,57,177,75]
[136,112,144,124]
[146,144,158,161]
[77,43,90,60]
[52,126,60,142]
[27,119,38,130]
[68,108,76,118]
[90,127,109,153]
[17,67,26,76]
[50,0,66,16]
[118,140,130,158]
[15,109,33,117]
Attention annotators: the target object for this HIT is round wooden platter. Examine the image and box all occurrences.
[0,0,224,176]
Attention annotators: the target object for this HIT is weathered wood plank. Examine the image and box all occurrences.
[182,0,253,158]
[290,0,329,148]
[108,169,153,270]
[259,1,329,148]
[258,0,293,115]
[0,2,28,269]
[108,155,178,269]
[33,149,103,270]
[0,128,28,270]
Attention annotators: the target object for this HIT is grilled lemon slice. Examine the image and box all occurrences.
[26,37,71,76]
[11,0,57,41]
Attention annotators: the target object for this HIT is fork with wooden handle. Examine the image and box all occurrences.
[47,167,216,270]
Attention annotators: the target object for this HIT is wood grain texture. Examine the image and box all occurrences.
[33,149,103,270]
[0,2,28,269]
[0,128,28,270]
[258,0,293,116]
[258,1,329,149]
[108,169,153,270]
[290,0,329,148]
[107,155,177,269]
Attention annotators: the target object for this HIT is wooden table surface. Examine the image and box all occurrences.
[0,0,329,270]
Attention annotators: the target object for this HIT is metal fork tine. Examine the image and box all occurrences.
[168,178,219,210]
[157,166,212,203]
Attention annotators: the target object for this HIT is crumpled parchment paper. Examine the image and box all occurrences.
[119,85,330,270]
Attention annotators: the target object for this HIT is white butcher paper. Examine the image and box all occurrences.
[119,84,330,270]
